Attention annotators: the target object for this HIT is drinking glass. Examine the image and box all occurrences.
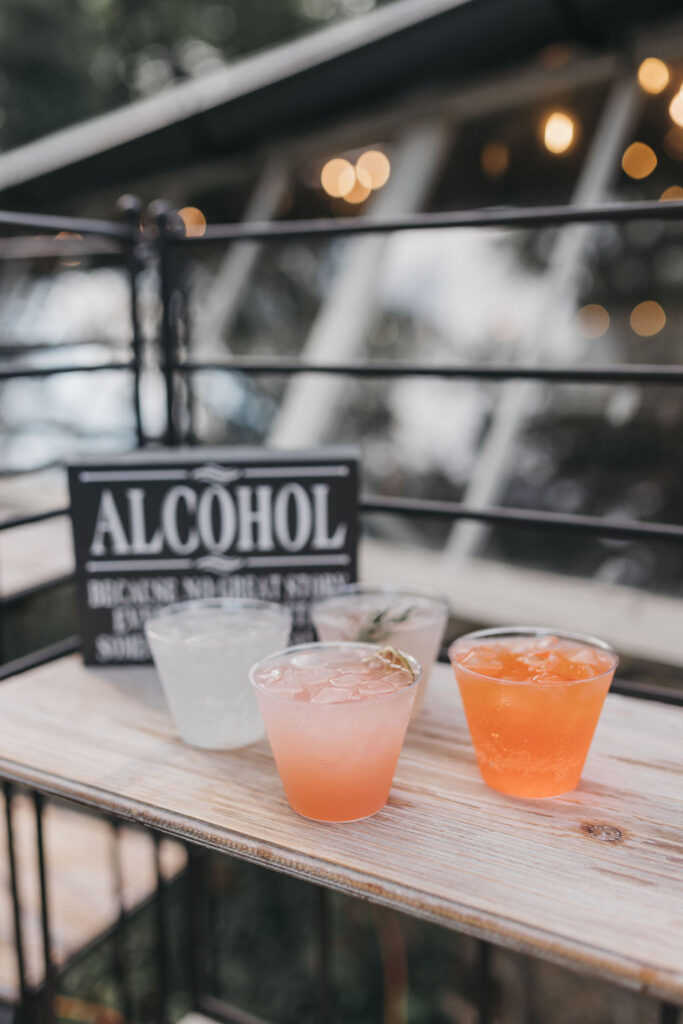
[449,627,618,798]
[250,641,419,821]
[312,584,447,715]
[145,598,291,749]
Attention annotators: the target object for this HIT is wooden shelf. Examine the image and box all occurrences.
[0,657,681,1004]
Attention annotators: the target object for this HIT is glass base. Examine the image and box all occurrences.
[482,776,580,799]
[177,730,266,751]
[288,800,388,823]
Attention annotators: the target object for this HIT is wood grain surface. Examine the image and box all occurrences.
[0,657,680,1003]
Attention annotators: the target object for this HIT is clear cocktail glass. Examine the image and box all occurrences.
[145,598,292,750]
[249,641,420,822]
[311,584,448,715]
[449,627,618,798]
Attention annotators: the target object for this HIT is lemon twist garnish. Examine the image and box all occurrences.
[376,646,417,681]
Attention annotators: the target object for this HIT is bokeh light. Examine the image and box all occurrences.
[480,141,510,178]
[55,230,83,267]
[669,88,683,128]
[659,185,683,201]
[321,158,355,198]
[178,206,207,237]
[343,174,372,204]
[663,126,683,160]
[630,300,666,336]
[356,150,391,190]
[576,304,610,339]
[621,142,657,180]
[543,112,575,154]
[537,44,574,70]
[637,58,670,94]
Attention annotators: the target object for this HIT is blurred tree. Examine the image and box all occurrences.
[0,0,382,150]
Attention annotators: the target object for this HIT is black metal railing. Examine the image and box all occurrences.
[4,198,683,676]
[0,200,145,679]
[153,196,683,713]
[0,196,682,1024]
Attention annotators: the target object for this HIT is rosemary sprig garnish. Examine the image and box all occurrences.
[355,605,416,644]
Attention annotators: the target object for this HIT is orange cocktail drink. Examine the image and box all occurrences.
[250,642,419,822]
[449,628,618,798]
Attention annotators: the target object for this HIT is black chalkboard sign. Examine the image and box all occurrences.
[68,447,359,665]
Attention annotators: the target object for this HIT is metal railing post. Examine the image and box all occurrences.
[150,200,181,446]
[316,887,333,1024]
[476,940,493,1024]
[110,819,134,1023]
[4,783,29,1022]
[152,833,169,1024]
[33,793,55,1024]
[117,195,146,448]
[185,843,204,1010]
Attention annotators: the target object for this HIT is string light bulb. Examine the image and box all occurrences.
[321,158,355,198]
[55,230,82,267]
[659,185,683,201]
[481,141,510,178]
[543,112,575,154]
[621,142,657,180]
[669,88,683,128]
[637,58,669,94]
[576,304,610,339]
[630,301,666,337]
[356,150,391,190]
[178,207,207,237]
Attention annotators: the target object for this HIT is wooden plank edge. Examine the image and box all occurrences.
[0,754,680,1006]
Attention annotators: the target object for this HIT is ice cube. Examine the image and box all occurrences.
[291,651,326,668]
[270,684,306,698]
[381,670,411,689]
[521,650,561,671]
[461,650,504,673]
[358,680,398,696]
[311,686,350,704]
[185,631,228,649]
[568,647,598,665]
[297,669,333,687]
[330,672,361,688]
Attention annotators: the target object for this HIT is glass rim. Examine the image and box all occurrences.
[249,640,422,705]
[448,625,618,685]
[145,597,292,636]
[312,582,450,613]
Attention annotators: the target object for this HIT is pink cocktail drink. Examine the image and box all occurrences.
[250,642,419,822]
[312,585,448,715]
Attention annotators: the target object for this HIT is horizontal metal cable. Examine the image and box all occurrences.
[0,338,117,355]
[0,507,69,532]
[0,360,137,380]
[360,495,683,542]
[0,573,76,607]
[168,198,683,245]
[0,209,131,239]
[176,358,683,384]
[0,236,125,260]
[0,636,81,681]
[0,461,66,478]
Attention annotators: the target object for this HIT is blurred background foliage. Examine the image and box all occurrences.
[0,0,389,149]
